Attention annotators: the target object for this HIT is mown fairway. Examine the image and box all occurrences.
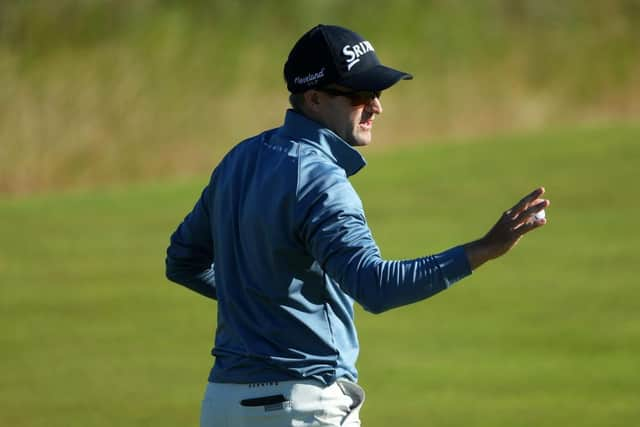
[1,124,638,426]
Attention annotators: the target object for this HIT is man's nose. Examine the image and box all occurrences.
[368,96,383,114]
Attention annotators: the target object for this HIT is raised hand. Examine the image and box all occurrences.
[464,187,550,270]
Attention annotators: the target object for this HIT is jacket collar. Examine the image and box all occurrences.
[277,109,366,177]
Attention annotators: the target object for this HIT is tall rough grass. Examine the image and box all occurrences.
[2,0,639,194]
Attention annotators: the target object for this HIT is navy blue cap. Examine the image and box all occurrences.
[284,24,413,93]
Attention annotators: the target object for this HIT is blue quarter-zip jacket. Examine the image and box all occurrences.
[165,109,472,385]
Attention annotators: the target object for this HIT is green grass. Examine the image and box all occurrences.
[1,124,639,426]
[2,0,640,193]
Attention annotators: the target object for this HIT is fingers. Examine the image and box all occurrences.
[525,198,549,217]
[515,187,545,212]
[514,214,546,236]
[505,187,546,219]
[514,198,549,229]
[481,188,550,261]
[496,199,547,239]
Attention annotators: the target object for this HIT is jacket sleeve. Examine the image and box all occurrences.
[298,172,471,314]
[165,179,217,300]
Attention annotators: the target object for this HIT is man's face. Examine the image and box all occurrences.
[313,86,383,147]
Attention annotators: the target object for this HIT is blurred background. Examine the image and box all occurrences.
[1,1,639,426]
[1,0,639,194]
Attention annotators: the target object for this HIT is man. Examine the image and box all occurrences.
[165,24,549,427]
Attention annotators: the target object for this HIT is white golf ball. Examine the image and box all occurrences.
[533,209,546,221]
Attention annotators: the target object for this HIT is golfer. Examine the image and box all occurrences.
[166,24,549,427]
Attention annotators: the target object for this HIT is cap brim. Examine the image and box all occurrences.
[337,64,413,92]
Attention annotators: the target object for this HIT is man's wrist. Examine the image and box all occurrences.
[463,238,494,271]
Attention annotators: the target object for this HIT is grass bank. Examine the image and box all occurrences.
[1,124,638,426]
[2,1,639,194]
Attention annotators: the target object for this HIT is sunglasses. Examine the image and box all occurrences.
[319,87,381,106]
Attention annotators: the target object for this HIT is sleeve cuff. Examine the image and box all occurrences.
[435,245,473,288]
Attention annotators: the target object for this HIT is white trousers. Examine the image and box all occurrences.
[200,378,365,426]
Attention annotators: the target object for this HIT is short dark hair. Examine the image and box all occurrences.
[289,92,306,112]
